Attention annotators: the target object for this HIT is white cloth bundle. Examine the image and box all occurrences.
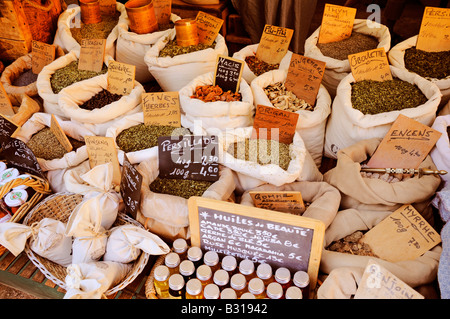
[430,115,450,183]
[64,261,131,299]
[0,218,73,266]
[103,224,170,263]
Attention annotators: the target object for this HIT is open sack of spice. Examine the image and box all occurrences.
[53,2,127,60]
[430,115,450,183]
[136,157,236,242]
[179,71,255,132]
[251,69,332,166]
[13,112,94,172]
[57,73,144,136]
[0,217,73,266]
[389,35,450,108]
[304,19,391,97]
[144,28,228,92]
[3,93,41,127]
[232,43,293,84]
[116,13,182,83]
[0,46,65,98]
[240,181,340,229]
[323,138,441,226]
[324,65,442,159]
[105,112,192,165]
[36,50,110,117]
[64,261,131,299]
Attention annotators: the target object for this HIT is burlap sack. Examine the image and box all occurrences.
[4,93,41,127]
[323,138,441,225]
[240,181,340,229]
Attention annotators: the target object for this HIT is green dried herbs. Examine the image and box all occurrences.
[245,55,279,76]
[351,78,427,115]
[79,89,122,110]
[404,47,450,79]
[50,60,108,94]
[116,124,191,153]
[226,138,291,171]
[27,127,85,160]
[316,31,379,60]
[149,177,213,199]
[70,12,120,44]
[159,38,216,57]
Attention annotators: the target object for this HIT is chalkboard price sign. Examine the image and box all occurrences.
[158,135,219,182]
[0,138,45,179]
[0,115,19,146]
[188,197,325,298]
[120,154,143,219]
[214,55,244,94]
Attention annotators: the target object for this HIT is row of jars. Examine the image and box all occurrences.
[152,238,310,300]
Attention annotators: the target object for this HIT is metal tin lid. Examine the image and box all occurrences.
[187,246,202,262]
[168,274,184,290]
[164,252,180,268]
[239,259,254,275]
[204,251,219,267]
[220,288,237,299]
[196,264,212,281]
[293,271,310,288]
[285,286,303,299]
[179,260,195,276]
[154,265,170,282]
[173,238,188,254]
[266,282,283,299]
[0,168,19,185]
[230,273,246,290]
[221,255,237,272]
[186,278,202,296]
[248,278,264,295]
[275,267,291,284]
[240,292,256,299]
[4,189,28,207]
[256,263,272,280]
[203,284,220,299]
[213,269,229,286]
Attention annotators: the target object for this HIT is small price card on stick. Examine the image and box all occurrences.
[318,3,356,44]
[31,40,55,74]
[214,55,244,94]
[256,24,294,65]
[120,154,143,219]
[85,136,121,187]
[348,47,392,82]
[78,39,106,73]
[284,53,326,106]
[50,114,73,153]
[195,11,224,46]
[0,82,14,117]
[142,92,181,127]
[416,7,450,52]
[250,191,306,215]
[107,60,136,95]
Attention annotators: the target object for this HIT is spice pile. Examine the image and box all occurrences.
[245,55,279,76]
[12,69,38,87]
[351,78,427,115]
[116,124,191,153]
[327,231,378,257]
[150,177,213,199]
[70,12,120,44]
[79,89,122,110]
[159,39,216,58]
[264,82,313,112]
[316,32,379,60]
[191,85,242,102]
[50,60,108,94]
[226,138,291,171]
[26,127,85,160]
[404,47,450,79]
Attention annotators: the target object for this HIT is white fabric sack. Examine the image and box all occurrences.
[251,69,332,166]
[324,65,442,159]
[304,19,391,97]
[389,35,450,107]
[64,261,131,299]
[430,115,450,183]
[103,224,170,264]
[0,218,73,266]
[144,28,228,91]
[53,3,127,60]
[71,231,108,264]
[13,112,94,171]
[179,71,255,131]
[116,13,181,83]
[137,158,236,241]
[232,43,293,84]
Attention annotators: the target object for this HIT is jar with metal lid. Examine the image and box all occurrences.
[239,259,256,281]
[165,252,180,275]
[240,292,256,299]
[220,288,237,299]
[168,274,185,299]
[179,260,195,282]
[0,162,7,174]
[285,286,303,299]
[230,273,247,298]
[4,189,28,214]
[248,278,266,299]
[266,282,283,299]
[274,267,292,291]
[203,283,220,299]
[256,263,274,286]
[203,250,220,273]
[153,265,170,299]
[173,238,188,260]
[221,255,237,276]
[213,269,230,290]
[187,246,203,268]
[293,271,310,299]
[175,18,199,47]
[196,264,213,287]
[0,168,19,186]
[185,278,203,299]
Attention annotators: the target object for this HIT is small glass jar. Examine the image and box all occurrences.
[203,283,220,299]
[185,278,203,299]
[248,278,266,299]
[285,286,303,299]
[196,264,213,287]
[213,269,230,290]
[179,260,195,282]
[221,255,237,276]
[293,271,310,299]
[240,292,256,299]
[256,263,274,286]
[203,251,220,273]
[165,252,180,275]
[168,274,185,299]
[153,265,170,299]
[0,168,19,186]
[266,282,283,299]
[187,246,203,268]
[230,273,247,298]
[172,238,188,260]
[239,259,256,282]
[274,267,292,291]
[220,288,237,299]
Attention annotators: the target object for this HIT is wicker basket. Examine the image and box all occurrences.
[22,192,150,296]
[145,253,167,299]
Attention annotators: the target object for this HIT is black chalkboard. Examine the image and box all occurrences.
[214,55,244,94]
[0,115,19,146]
[158,135,219,182]
[0,138,45,179]
[120,154,142,219]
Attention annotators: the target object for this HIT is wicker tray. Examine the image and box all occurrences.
[145,253,167,299]
[22,192,150,297]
